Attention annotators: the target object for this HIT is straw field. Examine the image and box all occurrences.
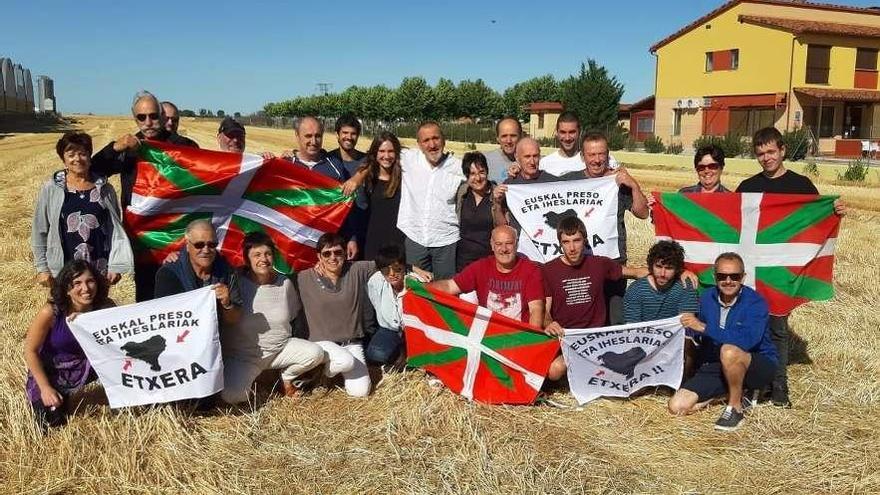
[0,115,878,494]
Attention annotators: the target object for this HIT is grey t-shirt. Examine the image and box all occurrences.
[297,260,375,343]
[222,274,301,361]
[485,148,516,184]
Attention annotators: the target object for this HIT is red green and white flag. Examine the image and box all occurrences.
[124,141,353,273]
[402,279,559,405]
[652,192,840,315]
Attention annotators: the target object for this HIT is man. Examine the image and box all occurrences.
[430,225,544,327]
[328,113,368,255]
[559,131,649,325]
[668,252,778,432]
[492,137,557,229]
[542,217,649,381]
[539,111,619,176]
[154,219,242,326]
[161,101,181,135]
[397,121,463,280]
[90,90,200,301]
[624,240,699,378]
[485,117,522,183]
[285,115,358,259]
[734,126,846,408]
[217,116,246,153]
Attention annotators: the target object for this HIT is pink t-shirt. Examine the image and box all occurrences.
[454,256,544,323]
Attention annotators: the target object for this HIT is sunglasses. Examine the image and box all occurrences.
[715,272,744,282]
[695,163,721,172]
[135,113,160,122]
[380,264,405,275]
[190,240,218,250]
[320,248,345,258]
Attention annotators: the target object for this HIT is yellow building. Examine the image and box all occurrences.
[651,0,880,156]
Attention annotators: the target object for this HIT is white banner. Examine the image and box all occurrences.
[561,317,684,405]
[68,286,223,408]
[505,176,620,262]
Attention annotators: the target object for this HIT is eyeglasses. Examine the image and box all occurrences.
[320,248,345,258]
[380,264,405,275]
[190,240,218,250]
[695,163,721,172]
[715,272,744,282]
[136,113,160,122]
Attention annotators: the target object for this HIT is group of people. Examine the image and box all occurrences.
[25,89,844,432]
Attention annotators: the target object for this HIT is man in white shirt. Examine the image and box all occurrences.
[484,117,521,183]
[398,121,464,279]
[539,110,619,176]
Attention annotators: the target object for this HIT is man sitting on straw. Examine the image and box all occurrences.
[668,252,778,432]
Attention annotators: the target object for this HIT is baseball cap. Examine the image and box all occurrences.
[218,117,245,135]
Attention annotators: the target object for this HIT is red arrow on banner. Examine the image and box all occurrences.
[177,329,190,343]
[534,228,544,237]
[595,369,605,376]
[583,207,595,218]
[123,359,132,371]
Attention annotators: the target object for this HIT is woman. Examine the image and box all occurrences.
[360,132,405,261]
[679,144,730,193]
[31,132,133,287]
[221,232,325,403]
[24,260,113,430]
[454,151,497,272]
[297,233,376,397]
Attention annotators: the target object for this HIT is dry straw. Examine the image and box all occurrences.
[1,117,878,494]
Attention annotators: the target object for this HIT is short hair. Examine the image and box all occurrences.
[242,231,276,270]
[161,101,179,113]
[417,120,443,138]
[495,116,522,136]
[491,225,518,243]
[51,260,109,316]
[131,90,162,115]
[516,136,540,156]
[461,151,488,176]
[56,132,93,159]
[335,113,362,134]
[646,240,685,277]
[556,216,588,242]
[752,126,784,150]
[694,145,725,168]
[295,115,323,134]
[581,130,608,148]
[714,252,745,272]
[375,244,406,272]
[184,218,215,239]
[316,232,346,253]
[557,110,580,130]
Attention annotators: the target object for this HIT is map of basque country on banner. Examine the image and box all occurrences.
[562,317,684,405]
[68,287,223,408]
[505,176,620,263]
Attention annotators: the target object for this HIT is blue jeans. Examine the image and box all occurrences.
[365,327,403,365]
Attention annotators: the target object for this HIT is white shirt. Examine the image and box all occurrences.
[367,271,404,331]
[397,148,464,247]
[539,150,620,176]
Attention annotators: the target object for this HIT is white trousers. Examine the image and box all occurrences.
[221,338,325,404]
[315,341,371,398]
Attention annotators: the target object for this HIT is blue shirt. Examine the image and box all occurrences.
[696,286,779,365]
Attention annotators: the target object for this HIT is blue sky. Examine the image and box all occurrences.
[3,0,878,115]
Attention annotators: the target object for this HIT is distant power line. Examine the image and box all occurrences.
[316,82,333,96]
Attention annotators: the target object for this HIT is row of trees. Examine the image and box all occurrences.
[178,109,243,119]
[262,60,625,132]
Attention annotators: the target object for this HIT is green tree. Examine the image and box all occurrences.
[216,109,225,118]
[455,79,501,120]
[434,78,457,120]
[180,109,196,117]
[502,75,559,120]
[392,76,434,120]
[559,60,624,132]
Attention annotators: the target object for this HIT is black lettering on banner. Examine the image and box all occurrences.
[160,373,176,388]
[122,373,133,388]
[592,234,605,248]
[145,375,161,390]
[175,368,190,383]
[191,362,207,379]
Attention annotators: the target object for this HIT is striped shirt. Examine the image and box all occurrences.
[623,277,699,323]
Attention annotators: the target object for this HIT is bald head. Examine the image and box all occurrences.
[295,116,324,161]
[185,218,215,240]
[490,225,519,269]
[515,137,541,178]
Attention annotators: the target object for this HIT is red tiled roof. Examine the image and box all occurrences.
[618,103,633,112]
[629,95,655,111]
[650,0,880,53]
[526,101,563,113]
[795,87,880,101]
[739,14,880,36]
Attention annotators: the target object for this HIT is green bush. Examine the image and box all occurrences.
[606,124,629,151]
[802,159,819,177]
[536,136,556,148]
[666,142,684,155]
[624,136,637,152]
[692,134,747,158]
[781,127,810,161]
[837,158,870,182]
[644,135,665,154]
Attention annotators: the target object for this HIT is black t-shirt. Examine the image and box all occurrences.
[154,260,242,307]
[736,170,819,194]
[456,190,493,272]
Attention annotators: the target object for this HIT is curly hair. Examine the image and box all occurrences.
[50,260,109,315]
[646,240,685,277]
